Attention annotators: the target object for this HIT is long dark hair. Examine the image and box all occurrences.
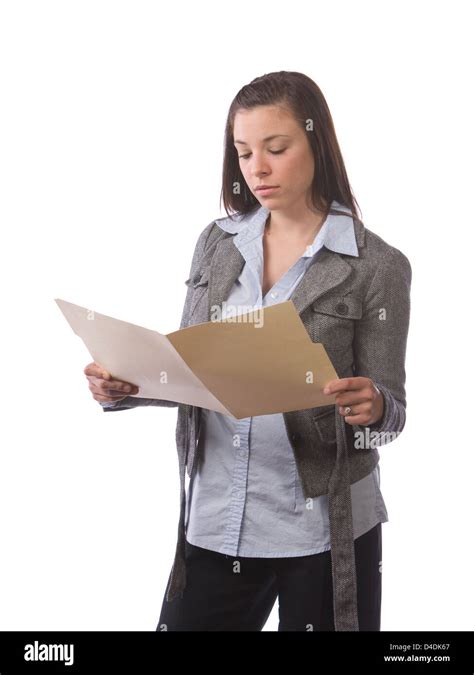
[220,71,362,222]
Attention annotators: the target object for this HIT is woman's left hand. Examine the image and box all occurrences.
[323,377,384,426]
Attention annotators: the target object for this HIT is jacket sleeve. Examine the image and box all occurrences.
[352,247,412,445]
[101,221,216,413]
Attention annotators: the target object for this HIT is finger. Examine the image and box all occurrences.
[84,370,139,393]
[84,362,111,379]
[97,380,139,395]
[339,404,361,417]
[334,391,368,406]
[88,378,137,395]
[341,413,370,426]
[89,378,138,396]
[340,401,372,414]
[97,387,132,397]
[338,404,371,423]
[94,392,127,402]
[324,377,366,395]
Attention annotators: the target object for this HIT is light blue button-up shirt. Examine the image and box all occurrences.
[185,201,388,557]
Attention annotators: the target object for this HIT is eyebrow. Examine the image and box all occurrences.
[234,134,291,145]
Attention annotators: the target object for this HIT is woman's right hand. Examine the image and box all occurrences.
[84,361,140,403]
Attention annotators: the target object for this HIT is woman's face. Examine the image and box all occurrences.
[233,104,316,211]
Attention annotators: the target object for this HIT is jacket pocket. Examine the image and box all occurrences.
[309,294,362,351]
[311,293,362,320]
[312,406,337,445]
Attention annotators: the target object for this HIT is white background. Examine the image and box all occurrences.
[0,0,472,631]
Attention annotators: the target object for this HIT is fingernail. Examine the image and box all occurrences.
[323,386,330,394]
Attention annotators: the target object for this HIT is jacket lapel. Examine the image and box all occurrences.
[289,250,353,315]
[208,237,245,320]
[207,217,366,319]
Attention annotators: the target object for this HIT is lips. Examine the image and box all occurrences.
[255,185,278,191]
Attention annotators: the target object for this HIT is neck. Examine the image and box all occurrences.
[265,203,329,242]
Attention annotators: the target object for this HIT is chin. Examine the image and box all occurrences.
[256,194,281,204]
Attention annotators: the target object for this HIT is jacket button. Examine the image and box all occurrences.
[335,302,349,315]
[291,432,301,443]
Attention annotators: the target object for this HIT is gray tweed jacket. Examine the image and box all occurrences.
[102,205,412,631]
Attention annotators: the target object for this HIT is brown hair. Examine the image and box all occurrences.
[220,70,362,222]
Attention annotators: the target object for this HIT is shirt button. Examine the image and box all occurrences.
[270,291,278,299]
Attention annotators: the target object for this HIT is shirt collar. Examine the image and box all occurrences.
[215,199,359,258]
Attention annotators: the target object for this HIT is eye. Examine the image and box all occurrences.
[238,149,287,159]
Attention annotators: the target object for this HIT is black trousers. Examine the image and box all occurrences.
[157,522,382,631]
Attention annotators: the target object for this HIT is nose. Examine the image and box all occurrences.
[246,150,271,178]
[250,161,271,179]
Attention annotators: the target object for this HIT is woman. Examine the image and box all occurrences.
[85,71,411,631]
